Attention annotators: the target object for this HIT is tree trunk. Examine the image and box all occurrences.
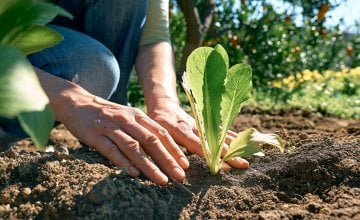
[176,0,215,78]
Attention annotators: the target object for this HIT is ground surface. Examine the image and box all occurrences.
[0,109,359,219]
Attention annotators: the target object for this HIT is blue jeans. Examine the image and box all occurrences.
[0,0,148,143]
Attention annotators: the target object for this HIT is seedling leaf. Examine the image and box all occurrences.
[182,73,211,162]
[185,46,228,173]
[223,128,285,161]
[214,44,229,70]
[219,63,252,150]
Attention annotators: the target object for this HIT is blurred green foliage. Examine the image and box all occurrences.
[249,67,360,119]
[131,0,360,119]
[170,0,360,86]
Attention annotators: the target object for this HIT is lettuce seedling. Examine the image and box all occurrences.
[182,44,284,175]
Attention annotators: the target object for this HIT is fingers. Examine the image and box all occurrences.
[135,114,189,169]
[227,129,238,138]
[87,135,140,177]
[153,111,249,170]
[101,127,171,185]
[97,114,185,185]
[222,130,250,169]
[221,161,232,172]
[155,116,204,156]
[226,157,249,169]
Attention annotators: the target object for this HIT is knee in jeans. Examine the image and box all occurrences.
[29,25,121,100]
[77,52,120,99]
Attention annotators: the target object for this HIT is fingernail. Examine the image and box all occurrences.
[179,157,189,169]
[221,162,232,172]
[228,157,249,169]
[128,166,140,177]
[171,167,185,182]
[236,157,249,168]
[154,170,168,185]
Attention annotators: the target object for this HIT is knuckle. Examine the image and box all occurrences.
[116,110,132,121]
[132,108,144,117]
[152,115,165,123]
[163,157,175,167]
[103,145,119,157]
[178,120,192,133]
[126,140,140,153]
[122,120,136,128]
[143,134,160,146]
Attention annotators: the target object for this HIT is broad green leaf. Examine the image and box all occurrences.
[0,0,72,44]
[0,0,18,15]
[223,128,285,161]
[0,0,32,43]
[186,47,213,114]
[214,44,229,70]
[185,47,213,159]
[182,73,211,162]
[19,1,72,26]
[220,64,252,140]
[12,25,63,55]
[186,47,227,161]
[0,45,49,117]
[203,50,227,158]
[18,105,54,147]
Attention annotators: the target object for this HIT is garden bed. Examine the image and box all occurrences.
[1,109,359,219]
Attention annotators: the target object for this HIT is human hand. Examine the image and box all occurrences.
[58,92,189,185]
[147,97,249,171]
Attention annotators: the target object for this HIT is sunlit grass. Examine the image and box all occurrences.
[248,67,360,119]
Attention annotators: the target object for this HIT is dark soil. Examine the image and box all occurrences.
[1,109,359,219]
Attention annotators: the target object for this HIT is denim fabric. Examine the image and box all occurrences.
[0,0,148,143]
[29,25,121,99]
[54,0,148,104]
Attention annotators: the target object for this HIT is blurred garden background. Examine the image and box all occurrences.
[128,0,360,119]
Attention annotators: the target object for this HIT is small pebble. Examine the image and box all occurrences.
[33,184,47,193]
[299,133,308,139]
[21,187,32,197]
[54,145,70,160]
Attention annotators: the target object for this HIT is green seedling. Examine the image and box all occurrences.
[182,44,284,175]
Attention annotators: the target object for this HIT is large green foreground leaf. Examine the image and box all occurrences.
[12,25,64,55]
[18,105,54,147]
[0,0,70,147]
[0,0,72,44]
[0,45,49,117]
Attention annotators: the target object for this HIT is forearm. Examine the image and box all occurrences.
[34,67,94,122]
[135,41,179,110]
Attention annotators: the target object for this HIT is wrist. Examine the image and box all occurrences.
[35,67,97,123]
[50,84,91,122]
[146,96,180,114]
